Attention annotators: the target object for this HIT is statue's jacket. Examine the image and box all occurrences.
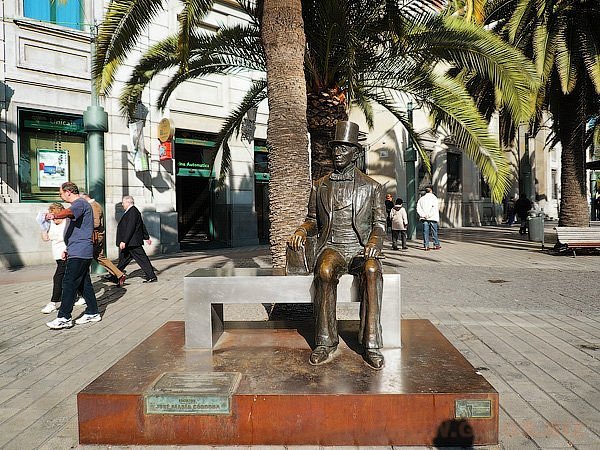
[297,167,387,255]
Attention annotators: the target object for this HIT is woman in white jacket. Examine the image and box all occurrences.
[389,198,408,250]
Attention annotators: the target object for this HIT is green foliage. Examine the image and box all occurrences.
[94,0,540,202]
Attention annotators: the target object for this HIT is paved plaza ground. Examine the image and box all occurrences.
[0,224,598,449]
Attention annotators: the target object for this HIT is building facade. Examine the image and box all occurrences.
[358,106,562,228]
[0,0,269,268]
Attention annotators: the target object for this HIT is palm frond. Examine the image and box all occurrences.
[351,85,375,130]
[364,89,432,173]
[578,15,600,94]
[94,0,166,94]
[212,79,268,184]
[506,0,531,44]
[408,15,537,124]
[118,36,181,118]
[555,19,577,94]
[425,74,511,201]
[532,18,556,83]
[177,0,215,71]
[118,24,264,114]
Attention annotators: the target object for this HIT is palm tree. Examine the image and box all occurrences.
[445,0,600,227]
[94,0,310,266]
[262,0,310,267]
[94,0,537,264]
[101,1,536,193]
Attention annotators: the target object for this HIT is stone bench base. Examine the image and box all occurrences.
[184,267,401,350]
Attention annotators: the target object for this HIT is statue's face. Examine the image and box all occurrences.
[332,144,356,171]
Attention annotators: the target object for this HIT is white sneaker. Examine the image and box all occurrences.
[74,297,86,306]
[41,302,58,314]
[75,314,102,325]
[46,317,73,329]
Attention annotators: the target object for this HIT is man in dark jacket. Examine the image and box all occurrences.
[515,193,533,235]
[116,195,157,282]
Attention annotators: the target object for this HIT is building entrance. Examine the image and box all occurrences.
[174,131,217,247]
[176,176,211,243]
[254,141,270,244]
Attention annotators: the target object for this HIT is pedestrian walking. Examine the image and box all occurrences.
[389,198,408,250]
[44,182,101,329]
[515,193,532,235]
[80,193,126,286]
[416,186,441,250]
[116,196,157,283]
[40,203,86,314]
[385,193,394,232]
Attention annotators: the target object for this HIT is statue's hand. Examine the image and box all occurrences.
[288,231,306,251]
[364,244,380,259]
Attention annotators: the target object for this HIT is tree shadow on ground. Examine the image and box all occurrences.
[89,279,128,317]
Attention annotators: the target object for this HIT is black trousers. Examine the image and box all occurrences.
[391,230,407,249]
[117,246,156,280]
[51,259,67,302]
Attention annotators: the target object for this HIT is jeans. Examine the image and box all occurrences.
[51,259,84,303]
[58,258,99,319]
[423,220,440,248]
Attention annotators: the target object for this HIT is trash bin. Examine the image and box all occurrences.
[528,210,545,247]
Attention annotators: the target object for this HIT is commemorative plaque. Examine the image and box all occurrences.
[455,399,492,419]
[145,372,241,415]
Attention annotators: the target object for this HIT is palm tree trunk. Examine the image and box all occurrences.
[262,0,310,268]
[558,90,589,227]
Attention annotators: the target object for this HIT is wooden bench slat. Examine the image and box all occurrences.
[554,227,600,251]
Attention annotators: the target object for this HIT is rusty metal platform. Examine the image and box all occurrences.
[78,320,498,446]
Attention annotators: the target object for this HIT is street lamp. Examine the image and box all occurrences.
[84,23,109,273]
[405,102,417,240]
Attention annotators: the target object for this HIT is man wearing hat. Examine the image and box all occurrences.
[289,120,387,370]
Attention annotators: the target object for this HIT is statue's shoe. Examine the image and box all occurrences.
[309,345,337,365]
[363,349,385,370]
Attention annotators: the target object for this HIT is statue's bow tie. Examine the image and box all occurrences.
[329,171,354,181]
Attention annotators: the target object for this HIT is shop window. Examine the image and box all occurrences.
[254,140,269,182]
[174,131,217,178]
[24,0,84,30]
[447,152,462,193]
[254,140,270,242]
[481,175,491,198]
[417,149,433,190]
[18,109,86,202]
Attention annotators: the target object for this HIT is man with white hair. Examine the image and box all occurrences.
[116,195,157,283]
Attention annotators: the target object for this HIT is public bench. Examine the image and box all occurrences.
[184,267,401,351]
[554,226,600,256]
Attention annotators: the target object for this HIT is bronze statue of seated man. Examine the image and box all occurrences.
[288,121,387,370]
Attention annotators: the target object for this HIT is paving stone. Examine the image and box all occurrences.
[0,227,598,449]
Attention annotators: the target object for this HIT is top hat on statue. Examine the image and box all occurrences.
[329,121,361,149]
